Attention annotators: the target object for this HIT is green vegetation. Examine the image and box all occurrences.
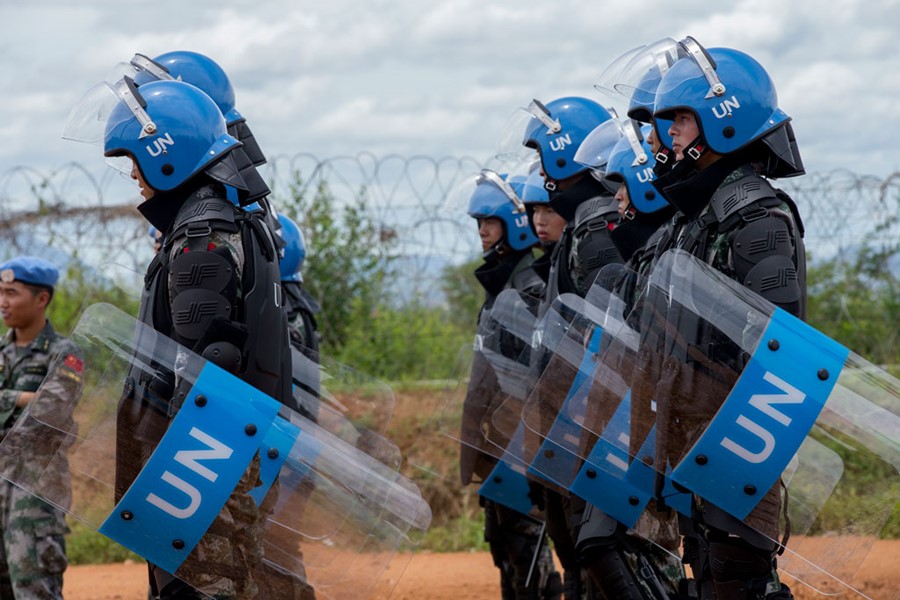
[66,521,141,565]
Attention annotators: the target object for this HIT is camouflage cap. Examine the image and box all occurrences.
[0,256,60,288]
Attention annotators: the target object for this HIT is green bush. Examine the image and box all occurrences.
[66,520,140,565]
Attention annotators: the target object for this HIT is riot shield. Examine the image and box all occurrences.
[0,303,431,599]
[291,349,402,471]
[515,266,643,492]
[91,262,403,473]
[469,289,547,515]
[503,266,688,565]
[573,250,899,595]
[421,293,544,517]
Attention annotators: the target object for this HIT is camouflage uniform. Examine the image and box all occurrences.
[0,321,83,600]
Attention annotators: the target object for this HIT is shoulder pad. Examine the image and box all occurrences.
[172,187,238,233]
[573,195,618,233]
[709,174,778,224]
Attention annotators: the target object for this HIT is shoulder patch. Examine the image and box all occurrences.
[64,354,84,373]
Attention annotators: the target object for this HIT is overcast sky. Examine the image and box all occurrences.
[3,0,900,178]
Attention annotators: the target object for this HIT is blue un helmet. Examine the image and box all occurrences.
[103,78,247,195]
[523,97,614,190]
[277,213,306,283]
[116,51,267,167]
[496,98,614,191]
[520,166,550,206]
[602,122,667,216]
[456,169,539,252]
[652,37,803,177]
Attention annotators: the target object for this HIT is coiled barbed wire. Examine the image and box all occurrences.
[2,156,898,292]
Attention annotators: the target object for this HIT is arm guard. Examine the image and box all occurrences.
[572,197,624,294]
[730,215,803,318]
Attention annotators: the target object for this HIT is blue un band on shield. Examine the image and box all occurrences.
[670,307,849,520]
[99,362,287,573]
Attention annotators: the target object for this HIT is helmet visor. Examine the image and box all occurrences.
[594,44,648,100]
[655,37,725,101]
[573,119,625,176]
[616,38,685,99]
[63,81,120,143]
[64,77,156,145]
[495,100,563,164]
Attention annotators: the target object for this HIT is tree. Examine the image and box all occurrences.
[275,173,397,352]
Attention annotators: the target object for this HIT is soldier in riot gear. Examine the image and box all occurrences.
[88,77,302,599]
[510,96,630,600]
[574,120,694,600]
[458,169,560,599]
[648,38,806,600]
[519,164,567,285]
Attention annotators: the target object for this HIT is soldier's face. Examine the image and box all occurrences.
[646,126,661,155]
[130,160,155,201]
[668,109,700,161]
[478,217,504,252]
[532,204,566,244]
[0,282,47,329]
[614,183,631,218]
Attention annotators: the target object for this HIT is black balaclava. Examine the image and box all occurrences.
[610,205,676,262]
[547,175,610,222]
[653,151,746,219]
[474,247,531,298]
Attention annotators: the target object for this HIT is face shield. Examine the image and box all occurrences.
[64,77,160,179]
[495,99,562,165]
[654,36,726,109]
[444,169,525,220]
[600,121,649,196]
[594,43,650,102]
[573,118,626,182]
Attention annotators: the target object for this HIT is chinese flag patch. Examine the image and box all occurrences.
[64,354,84,373]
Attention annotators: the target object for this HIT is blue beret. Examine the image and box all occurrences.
[0,256,60,288]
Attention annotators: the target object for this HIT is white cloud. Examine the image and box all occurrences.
[2,0,900,177]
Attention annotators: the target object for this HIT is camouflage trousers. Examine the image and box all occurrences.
[148,455,315,600]
[0,479,68,600]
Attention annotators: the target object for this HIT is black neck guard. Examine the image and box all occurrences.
[654,153,746,219]
[610,205,676,262]
[475,248,531,297]
[548,176,608,223]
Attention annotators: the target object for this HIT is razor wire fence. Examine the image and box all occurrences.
[3,154,899,284]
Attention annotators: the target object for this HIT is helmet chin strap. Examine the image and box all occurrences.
[622,202,636,221]
[681,136,708,163]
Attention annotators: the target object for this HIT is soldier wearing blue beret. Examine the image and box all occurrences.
[0,256,83,599]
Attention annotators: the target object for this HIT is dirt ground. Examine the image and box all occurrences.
[63,539,900,600]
